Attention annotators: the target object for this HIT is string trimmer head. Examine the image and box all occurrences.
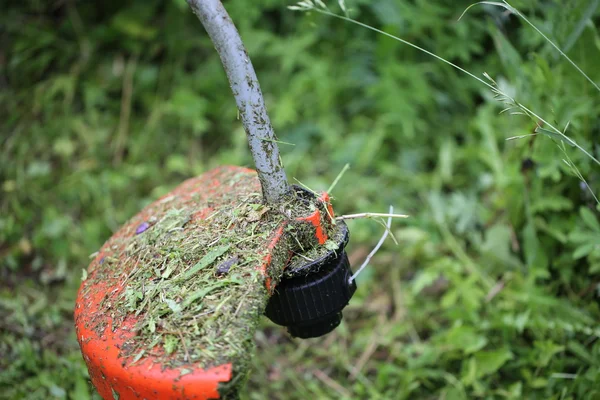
[75,166,356,399]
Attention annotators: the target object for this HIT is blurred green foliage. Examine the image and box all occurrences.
[2,0,600,399]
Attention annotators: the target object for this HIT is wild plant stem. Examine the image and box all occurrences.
[187,0,289,204]
[348,206,394,283]
[336,212,409,221]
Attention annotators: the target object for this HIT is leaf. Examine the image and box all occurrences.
[534,127,576,147]
[161,265,174,279]
[324,240,339,251]
[514,310,530,333]
[314,0,327,9]
[531,196,573,213]
[412,270,441,295]
[131,350,145,364]
[567,340,595,364]
[534,217,568,244]
[111,5,158,40]
[443,325,488,354]
[580,207,600,232]
[178,244,231,281]
[164,335,178,355]
[502,310,531,333]
[474,349,513,378]
[481,224,521,268]
[438,139,454,184]
[489,22,524,79]
[70,375,92,400]
[533,340,565,368]
[569,230,599,243]
[125,287,144,310]
[165,299,182,314]
[523,222,548,271]
[246,205,270,222]
[573,243,596,259]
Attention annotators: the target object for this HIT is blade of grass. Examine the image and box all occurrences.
[348,205,394,283]
[177,244,231,281]
[327,163,350,194]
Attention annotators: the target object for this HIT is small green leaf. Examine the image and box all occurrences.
[523,222,548,270]
[569,230,597,243]
[573,243,596,259]
[533,340,565,368]
[324,240,339,251]
[81,269,88,281]
[580,207,600,232]
[534,127,576,146]
[161,265,174,279]
[443,325,488,354]
[412,270,441,295]
[531,196,573,213]
[535,217,568,244]
[514,310,530,333]
[164,335,178,355]
[70,375,92,400]
[474,349,513,378]
[165,299,182,314]
[131,350,145,364]
[567,340,595,363]
[178,244,231,281]
[125,287,144,310]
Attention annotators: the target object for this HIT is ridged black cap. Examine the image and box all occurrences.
[265,223,357,338]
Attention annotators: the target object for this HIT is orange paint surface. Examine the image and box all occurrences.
[296,209,328,245]
[319,192,335,222]
[260,224,287,292]
[75,280,232,400]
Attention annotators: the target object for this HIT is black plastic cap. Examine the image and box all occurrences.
[265,223,357,338]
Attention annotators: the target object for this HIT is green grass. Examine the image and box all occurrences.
[2,0,600,399]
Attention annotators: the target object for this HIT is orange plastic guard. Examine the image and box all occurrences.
[74,166,334,399]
